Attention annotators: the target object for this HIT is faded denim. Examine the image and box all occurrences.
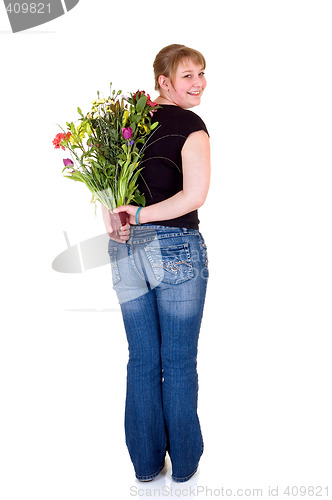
[108,225,208,482]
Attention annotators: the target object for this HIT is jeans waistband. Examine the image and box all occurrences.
[128,225,201,244]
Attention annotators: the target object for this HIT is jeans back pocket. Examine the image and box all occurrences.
[144,243,194,285]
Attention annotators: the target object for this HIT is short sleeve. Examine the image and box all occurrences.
[180,110,209,139]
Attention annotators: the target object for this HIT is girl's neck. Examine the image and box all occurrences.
[154,95,178,106]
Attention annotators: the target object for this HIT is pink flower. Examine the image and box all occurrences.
[122,127,133,140]
[63,158,74,167]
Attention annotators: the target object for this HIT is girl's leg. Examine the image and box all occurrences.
[120,290,167,481]
[154,232,208,482]
[108,237,167,481]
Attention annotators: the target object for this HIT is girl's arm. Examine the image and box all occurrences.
[115,130,210,227]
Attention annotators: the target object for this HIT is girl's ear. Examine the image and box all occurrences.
[158,75,170,91]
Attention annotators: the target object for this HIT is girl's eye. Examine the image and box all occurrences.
[183,72,205,78]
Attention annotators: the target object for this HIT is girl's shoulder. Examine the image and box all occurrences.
[155,105,207,133]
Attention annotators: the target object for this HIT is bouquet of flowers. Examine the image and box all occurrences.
[52,84,159,214]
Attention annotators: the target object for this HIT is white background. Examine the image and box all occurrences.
[1,1,331,498]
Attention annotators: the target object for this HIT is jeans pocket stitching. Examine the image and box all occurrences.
[144,243,194,284]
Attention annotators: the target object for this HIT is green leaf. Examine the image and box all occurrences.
[134,190,146,206]
[63,175,83,182]
[97,155,106,166]
[132,114,141,124]
[136,95,147,113]
[86,122,92,136]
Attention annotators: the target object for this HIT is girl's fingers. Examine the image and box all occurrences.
[118,224,130,236]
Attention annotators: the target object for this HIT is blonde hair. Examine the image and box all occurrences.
[153,44,206,91]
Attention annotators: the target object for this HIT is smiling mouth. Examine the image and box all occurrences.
[187,91,201,96]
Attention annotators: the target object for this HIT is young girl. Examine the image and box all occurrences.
[102,44,210,483]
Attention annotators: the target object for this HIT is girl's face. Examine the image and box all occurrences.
[161,59,207,109]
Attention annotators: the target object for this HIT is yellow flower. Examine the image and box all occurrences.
[122,110,130,127]
[76,123,86,139]
[139,123,149,134]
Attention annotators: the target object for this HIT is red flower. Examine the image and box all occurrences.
[52,132,71,150]
[147,97,158,108]
[133,90,157,108]
[133,90,146,102]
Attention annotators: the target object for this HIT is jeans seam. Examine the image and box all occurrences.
[135,462,164,481]
[128,242,146,280]
[171,467,198,482]
[108,246,121,285]
[129,229,200,244]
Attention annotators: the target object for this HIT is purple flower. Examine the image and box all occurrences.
[121,127,133,140]
[63,158,74,167]
[129,140,134,146]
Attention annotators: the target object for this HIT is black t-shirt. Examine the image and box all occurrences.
[137,104,209,229]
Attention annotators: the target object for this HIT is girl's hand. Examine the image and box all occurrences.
[109,221,130,243]
[101,204,131,243]
[113,205,143,226]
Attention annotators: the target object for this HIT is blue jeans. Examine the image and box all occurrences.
[108,225,208,482]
